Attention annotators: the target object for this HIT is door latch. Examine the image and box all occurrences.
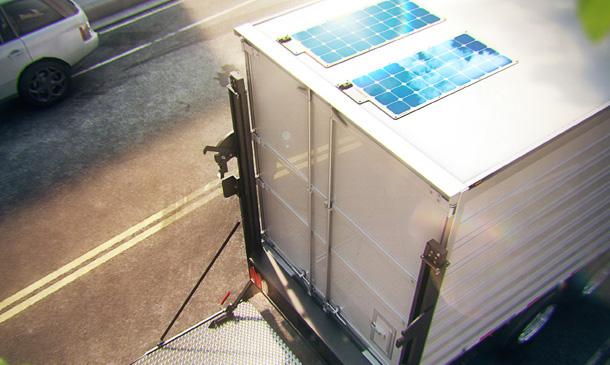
[203,132,236,179]
[204,133,242,198]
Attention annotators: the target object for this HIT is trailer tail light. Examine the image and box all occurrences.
[79,23,93,41]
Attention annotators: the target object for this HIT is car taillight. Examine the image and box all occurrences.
[79,24,93,41]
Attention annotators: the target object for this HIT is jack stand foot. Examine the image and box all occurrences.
[208,280,254,329]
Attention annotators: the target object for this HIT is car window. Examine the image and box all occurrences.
[0,11,17,43]
[44,0,77,17]
[3,0,63,36]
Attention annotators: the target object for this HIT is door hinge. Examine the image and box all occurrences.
[323,301,347,326]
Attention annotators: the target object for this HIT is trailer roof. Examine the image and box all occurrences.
[236,0,610,197]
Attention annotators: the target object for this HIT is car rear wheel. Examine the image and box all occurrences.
[18,60,71,107]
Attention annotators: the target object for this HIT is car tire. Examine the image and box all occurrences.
[18,59,71,107]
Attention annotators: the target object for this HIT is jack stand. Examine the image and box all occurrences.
[208,280,254,329]
[157,221,241,347]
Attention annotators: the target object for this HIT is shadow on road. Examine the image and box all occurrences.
[0,2,232,221]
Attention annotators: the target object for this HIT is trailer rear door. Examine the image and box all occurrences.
[246,50,451,363]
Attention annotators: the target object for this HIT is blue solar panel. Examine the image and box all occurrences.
[282,0,443,67]
[345,33,515,118]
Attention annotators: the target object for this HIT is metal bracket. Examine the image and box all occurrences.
[277,35,292,43]
[203,132,236,179]
[208,280,254,329]
[395,307,433,349]
[421,239,449,276]
[221,176,240,198]
[337,81,353,90]
[398,239,449,364]
[323,301,347,326]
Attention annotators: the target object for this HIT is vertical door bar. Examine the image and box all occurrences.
[228,72,261,256]
[324,115,336,302]
[307,89,314,296]
[397,253,446,365]
[398,197,457,364]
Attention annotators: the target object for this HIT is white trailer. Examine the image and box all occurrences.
[202,0,610,364]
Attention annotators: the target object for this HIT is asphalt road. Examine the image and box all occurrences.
[0,0,306,364]
[0,0,609,364]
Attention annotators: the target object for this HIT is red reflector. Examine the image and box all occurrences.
[79,24,92,41]
[480,330,494,342]
[255,274,262,289]
[249,266,263,289]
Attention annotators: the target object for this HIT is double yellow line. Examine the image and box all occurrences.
[0,180,222,324]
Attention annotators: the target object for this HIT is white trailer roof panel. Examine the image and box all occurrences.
[236,0,610,197]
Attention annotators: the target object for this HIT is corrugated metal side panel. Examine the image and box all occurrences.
[421,109,610,365]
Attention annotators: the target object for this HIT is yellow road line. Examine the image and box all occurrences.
[0,180,220,315]
[0,187,223,324]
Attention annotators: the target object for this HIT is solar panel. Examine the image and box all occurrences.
[341,33,516,118]
[279,0,443,67]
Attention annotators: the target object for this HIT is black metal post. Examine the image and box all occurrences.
[397,239,448,365]
[228,72,261,257]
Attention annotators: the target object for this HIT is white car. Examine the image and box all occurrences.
[0,0,98,106]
